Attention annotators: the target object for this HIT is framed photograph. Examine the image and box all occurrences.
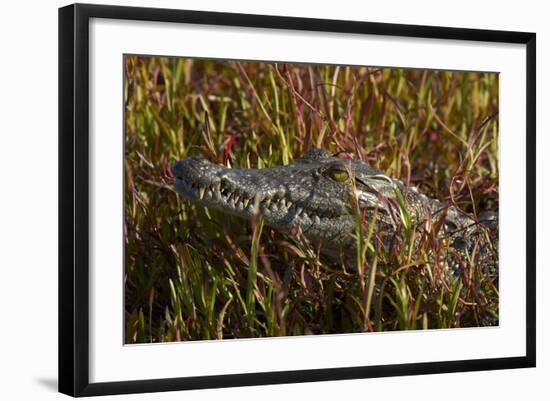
[58,3,536,397]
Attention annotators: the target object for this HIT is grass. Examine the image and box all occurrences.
[124,55,499,343]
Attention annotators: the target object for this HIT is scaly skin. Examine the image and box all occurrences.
[172,148,498,278]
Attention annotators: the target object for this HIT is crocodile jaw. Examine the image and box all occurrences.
[172,156,355,242]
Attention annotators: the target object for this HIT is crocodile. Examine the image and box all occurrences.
[171,148,498,279]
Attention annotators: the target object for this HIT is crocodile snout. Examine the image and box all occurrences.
[172,157,216,180]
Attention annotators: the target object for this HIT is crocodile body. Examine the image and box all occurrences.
[172,148,498,278]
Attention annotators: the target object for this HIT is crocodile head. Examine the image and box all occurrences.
[171,148,433,245]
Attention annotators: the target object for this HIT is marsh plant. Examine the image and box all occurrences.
[124,56,499,343]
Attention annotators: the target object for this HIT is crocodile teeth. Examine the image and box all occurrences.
[296,206,303,216]
[212,182,221,192]
[264,198,272,207]
[279,198,286,208]
[253,194,263,207]
[198,187,205,200]
[242,198,250,208]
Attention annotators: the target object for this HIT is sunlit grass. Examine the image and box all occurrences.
[124,56,499,343]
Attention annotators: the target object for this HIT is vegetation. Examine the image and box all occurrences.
[124,55,499,343]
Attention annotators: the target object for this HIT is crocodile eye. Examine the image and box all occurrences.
[324,167,350,182]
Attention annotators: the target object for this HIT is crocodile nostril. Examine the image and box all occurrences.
[171,161,185,180]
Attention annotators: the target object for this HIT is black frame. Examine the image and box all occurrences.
[59,3,536,397]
